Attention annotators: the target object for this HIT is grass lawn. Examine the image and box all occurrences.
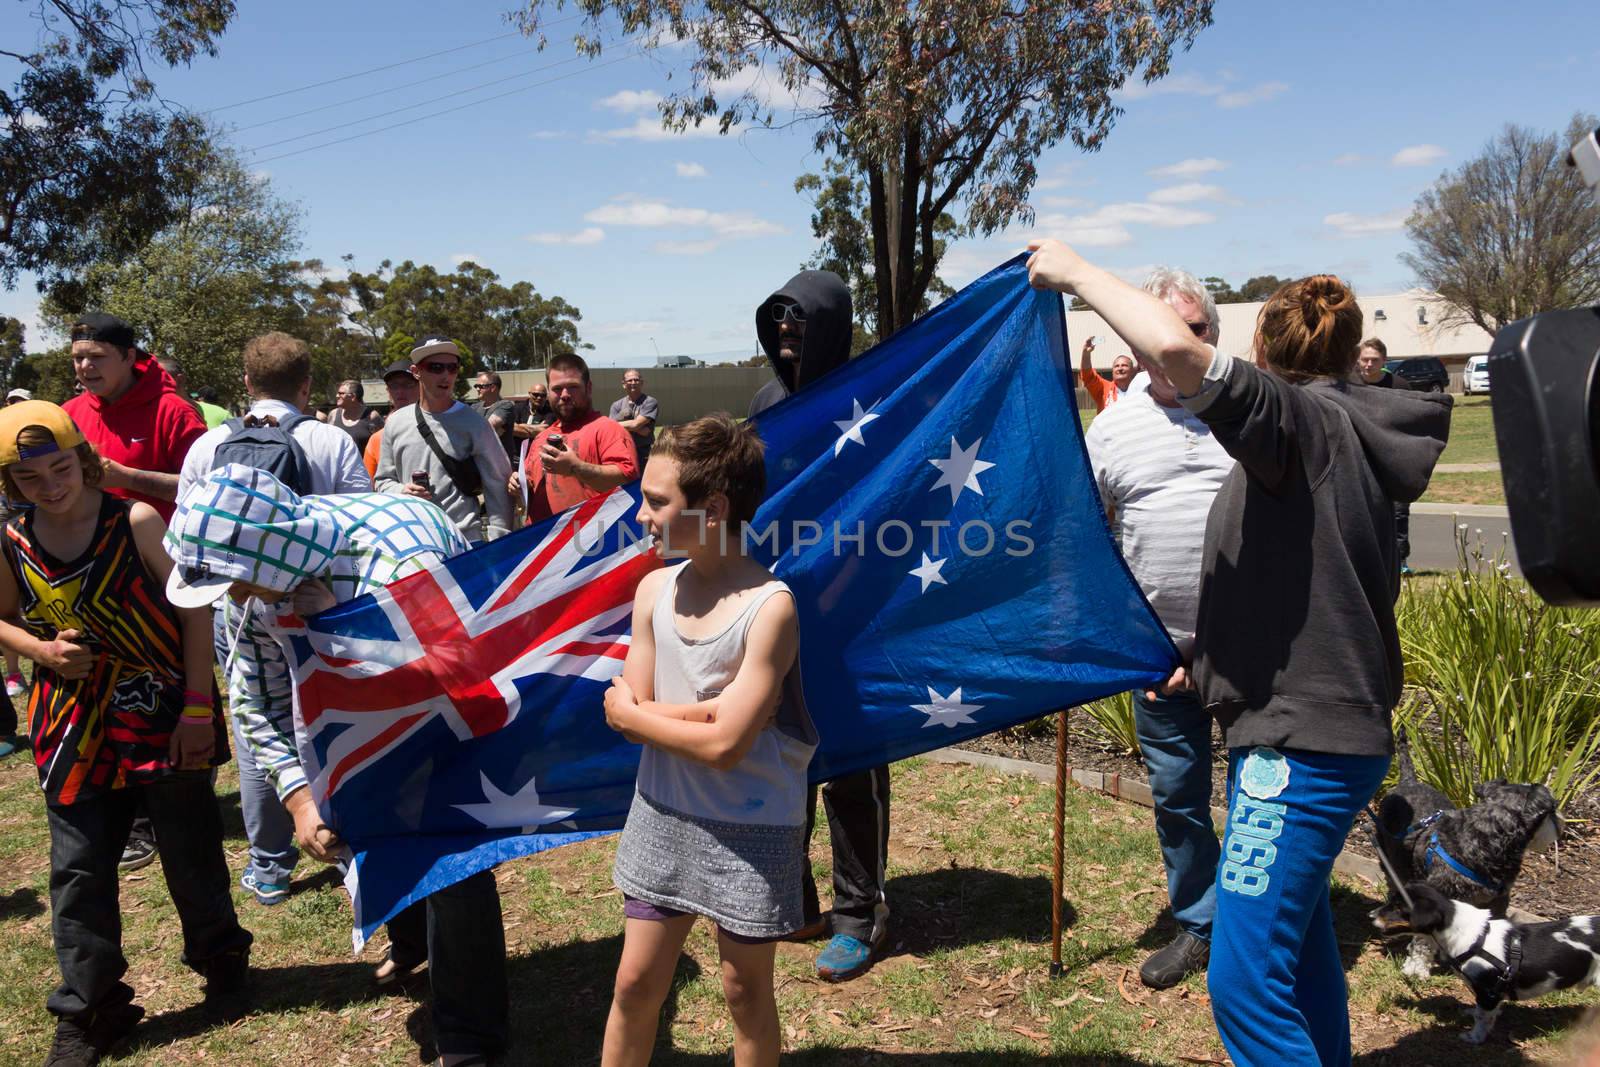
[1,749,1596,1065]
[1437,396,1499,467]
[1420,470,1507,506]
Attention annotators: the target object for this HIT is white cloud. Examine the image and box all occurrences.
[450,252,483,266]
[1147,183,1227,204]
[596,89,663,114]
[1033,199,1217,249]
[1332,152,1365,166]
[590,116,735,142]
[1035,195,1088,210]
[1148,157,1227,179]
[707,64,828,112]
[584,198,783,238]
[1118,73,1287,109]
[675,161,708,178]
[525,227,607,246]
[1391,144,1447,167]
[1217,81,1288,109]
[653,239,721,256]
[1117,72,1224,101]
[1323,210,1408,236]
[0,110,46,133]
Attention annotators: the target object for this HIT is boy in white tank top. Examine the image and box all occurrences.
[601,413,812,1067]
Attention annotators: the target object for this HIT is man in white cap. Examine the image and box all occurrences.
[374,335,512,544]
[5,387,32,405]
[165,464,509,1067]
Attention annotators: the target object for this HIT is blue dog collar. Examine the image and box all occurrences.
[1425,830,1504,893]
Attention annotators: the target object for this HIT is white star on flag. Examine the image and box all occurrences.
[929,436,995,504]
[909,552,948,593]
[453,772,578,833]
[833,398,881,456]
[911,686,983,729]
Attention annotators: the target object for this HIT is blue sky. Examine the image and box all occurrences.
[2,0,1594,365]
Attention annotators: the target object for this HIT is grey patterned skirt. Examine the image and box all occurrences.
[612,791,807,939]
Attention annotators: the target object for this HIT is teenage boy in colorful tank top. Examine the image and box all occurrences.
[0,401,250,1066]
[601,413,816,1067]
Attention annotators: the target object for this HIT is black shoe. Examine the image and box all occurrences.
[1139,930,1209,989]
[118,838,156,873]
[202,950,251,1021]
[87,1002,144,1054]
[43,1019,99,1067]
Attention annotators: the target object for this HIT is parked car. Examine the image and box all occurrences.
[1463,354,1491,395]
[1385,356,1450,393]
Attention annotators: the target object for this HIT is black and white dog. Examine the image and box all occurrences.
[1373,882,1600,1043]
[1374,735,1561,976]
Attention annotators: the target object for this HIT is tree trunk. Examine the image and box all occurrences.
[866,161,895,341]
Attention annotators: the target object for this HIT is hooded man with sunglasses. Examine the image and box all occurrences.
[748,270,892,984]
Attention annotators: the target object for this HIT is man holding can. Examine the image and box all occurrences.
[510,352,636,525]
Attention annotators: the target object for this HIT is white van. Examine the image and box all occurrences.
[1463,354,1491,395]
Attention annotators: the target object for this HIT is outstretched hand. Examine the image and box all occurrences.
[1026,238,1091,294]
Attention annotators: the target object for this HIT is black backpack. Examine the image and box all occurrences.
[211,412,315,495]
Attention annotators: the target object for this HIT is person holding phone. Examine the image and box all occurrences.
[510,353,637,525]
[1079,335,1142,412]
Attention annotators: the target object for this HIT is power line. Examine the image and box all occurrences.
[244,51,592,152]
[251,50,641,165]
[230,45,546,134]
[210,28,540,113]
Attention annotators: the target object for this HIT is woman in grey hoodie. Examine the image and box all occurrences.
[1026,238,1450,1067]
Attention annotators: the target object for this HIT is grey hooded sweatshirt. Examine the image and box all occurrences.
[1182,351,1453,757]
[748,270,854,416]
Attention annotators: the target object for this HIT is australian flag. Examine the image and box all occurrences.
[281,254,1177,947]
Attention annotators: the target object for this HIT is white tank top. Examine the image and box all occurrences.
[634,564,817,827]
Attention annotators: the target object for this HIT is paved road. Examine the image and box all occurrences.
[1408,503,1519,576]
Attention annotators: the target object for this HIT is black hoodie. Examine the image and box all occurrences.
[1183,353,1452,757]
[748,270,854,416]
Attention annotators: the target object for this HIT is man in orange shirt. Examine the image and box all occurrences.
[1078,336,1141,412]
[510,353,636,524]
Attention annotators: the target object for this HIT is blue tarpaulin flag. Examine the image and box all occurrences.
[278,254,1178,946]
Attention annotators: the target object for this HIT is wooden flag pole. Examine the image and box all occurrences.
[1050,707,1068,979]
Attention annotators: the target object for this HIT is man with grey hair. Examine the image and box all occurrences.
[1085,265,1232,989]
[331,378,382,455]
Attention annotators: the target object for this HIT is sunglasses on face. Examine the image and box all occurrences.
[1185,321,1209,338]
[770,303,806,324]
[420,361,459,375]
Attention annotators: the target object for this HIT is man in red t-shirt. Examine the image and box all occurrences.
[511,353,637,525]
[62,313,206,522]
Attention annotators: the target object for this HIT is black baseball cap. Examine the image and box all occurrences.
[382,360,415,381]
[69,312,136,349]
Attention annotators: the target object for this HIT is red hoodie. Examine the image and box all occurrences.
[63,354,207,521]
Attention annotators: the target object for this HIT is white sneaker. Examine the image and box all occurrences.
[4,673,22,697]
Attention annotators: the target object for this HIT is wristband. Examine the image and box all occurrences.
[183,689,211,706]
[181,704,213,722]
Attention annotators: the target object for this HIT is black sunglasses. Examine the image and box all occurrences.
[1185,321,1209,338]
[770,303,806,324]
[419,361,459,375]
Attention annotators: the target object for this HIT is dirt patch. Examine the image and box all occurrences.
[962,712,1600,921]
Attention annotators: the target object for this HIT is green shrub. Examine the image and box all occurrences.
[1396,526,1600,808]
[1079,690,1140,757]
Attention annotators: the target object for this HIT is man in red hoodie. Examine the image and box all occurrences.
[63,313,207,523]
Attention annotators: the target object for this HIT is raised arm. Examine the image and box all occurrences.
[1029,238,1212,397]
[605,590,797,770]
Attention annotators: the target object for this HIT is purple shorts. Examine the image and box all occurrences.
[622,895,779,945]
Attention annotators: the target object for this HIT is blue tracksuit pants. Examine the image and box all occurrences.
[1208,746,1391,1067]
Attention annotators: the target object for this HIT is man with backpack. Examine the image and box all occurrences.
[374,335,513,544]
[177,332,371,906]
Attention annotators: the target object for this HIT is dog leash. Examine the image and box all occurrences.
[1364,806,1417,912]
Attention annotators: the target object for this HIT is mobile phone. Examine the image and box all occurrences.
[547,433,567,451]
[412,469,430,489]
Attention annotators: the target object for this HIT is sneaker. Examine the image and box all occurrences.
[5,671,23,696]
[117,837,156,873]
[240,870,289,906]
[87,1001,144,1054]
[43,1019,99,1067]
[0,735,20,759]
[815,933,881,983]
[1139,930,1210,989]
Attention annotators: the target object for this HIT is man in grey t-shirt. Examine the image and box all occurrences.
[607,371,657,475]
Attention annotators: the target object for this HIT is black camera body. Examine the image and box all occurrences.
[1488,305,1600,605]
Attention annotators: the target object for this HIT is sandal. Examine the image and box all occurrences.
[373,950,425,987]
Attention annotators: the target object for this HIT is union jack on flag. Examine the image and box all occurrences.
[281,254,1177,947]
